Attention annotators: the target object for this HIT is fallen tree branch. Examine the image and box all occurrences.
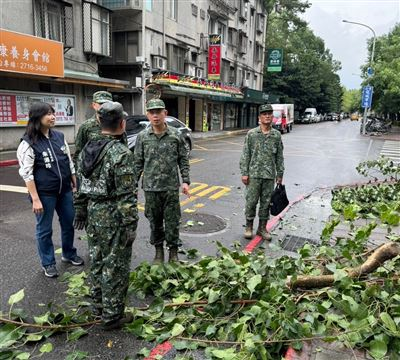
[0,317,101,329]
[288,242,400,289]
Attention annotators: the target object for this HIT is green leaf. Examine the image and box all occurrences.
[33,312,50,325]
[208,288,220,304]
[68,327,88,341]
[171,323,185,337]
[39,343,53,353]
[246,274,262,294]
[65,350,89,360]
[380,312,398,333]
[0,324,25,349]
[210,348,237,359]
[25,333,44,342]
[55,248,62,255]
[368,339,387,359]
[8,289,25,306]
[16,352,31,360]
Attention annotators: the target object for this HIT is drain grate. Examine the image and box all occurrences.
[180,213,227,234]
[280,235,320,252]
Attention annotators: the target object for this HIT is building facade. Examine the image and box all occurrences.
[0,0,267,150]
[99,0,268,132]
[0,0,128,150]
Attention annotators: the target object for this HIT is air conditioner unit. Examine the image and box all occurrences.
[196,68,203,78]
[152,56,167,70]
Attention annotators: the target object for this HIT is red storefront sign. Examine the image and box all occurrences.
[208,34,221,80]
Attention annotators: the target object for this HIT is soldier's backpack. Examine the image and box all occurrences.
[270,184,289,216]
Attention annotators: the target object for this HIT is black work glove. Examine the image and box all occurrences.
[73,212,87,230]
[126,230,136,247]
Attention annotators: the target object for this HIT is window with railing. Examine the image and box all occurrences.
[83,1,111,57]
[114,31,139,63]
[167,44,185,73]
[33,0,74,49]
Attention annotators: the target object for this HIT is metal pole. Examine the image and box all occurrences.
[342,20,376,135]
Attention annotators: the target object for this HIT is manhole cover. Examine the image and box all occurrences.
[280,235,319,252]
[180,213,227,234]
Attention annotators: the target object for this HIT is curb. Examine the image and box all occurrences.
[0,159,18,167]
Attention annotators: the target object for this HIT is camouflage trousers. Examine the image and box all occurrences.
[144,190,182,248]
[245,178,274,221]
[86,223,137,322]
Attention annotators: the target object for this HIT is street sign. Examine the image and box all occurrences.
[367,67,374,77]
[361,85,373,108]
[267,48,283,72]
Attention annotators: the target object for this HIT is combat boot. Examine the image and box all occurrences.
[256,220,271,241]
[168,247,179,262]
[153,245,164,264]
[244,219,253,239]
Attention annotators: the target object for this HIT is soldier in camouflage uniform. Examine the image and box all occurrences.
[73,91,113,166]
[74,102,138,330]
[134,99,190,263]
[239,103,284,241]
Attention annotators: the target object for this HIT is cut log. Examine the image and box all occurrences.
[289,242,400,289]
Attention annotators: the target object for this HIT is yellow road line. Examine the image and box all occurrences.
[189,158,204,165]
[0,185,27,193]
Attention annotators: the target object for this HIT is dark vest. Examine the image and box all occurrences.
[22,130,72,196]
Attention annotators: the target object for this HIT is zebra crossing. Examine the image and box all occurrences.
[380,140,400,164]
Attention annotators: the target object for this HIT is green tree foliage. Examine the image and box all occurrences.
[361,24,400,119]
[342,87,361,113]
[263,1,343,113]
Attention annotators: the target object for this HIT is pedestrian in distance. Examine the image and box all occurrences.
[72,91,113,166]
[74,101,138,330]
[239,103,285,241]
[134,98,190,264]
[16,102,84,278]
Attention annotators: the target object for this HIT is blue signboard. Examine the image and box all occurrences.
[361,85,373,108]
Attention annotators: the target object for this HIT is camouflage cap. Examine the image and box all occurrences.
[259,104,273,114]
[146,98,166,111]
[97,101,125,120]
[93,91,113,104]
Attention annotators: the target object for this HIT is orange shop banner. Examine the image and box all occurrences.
[0,28,64,78]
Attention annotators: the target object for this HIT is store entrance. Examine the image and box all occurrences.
[189,99,196,131]
[163,97,178,118]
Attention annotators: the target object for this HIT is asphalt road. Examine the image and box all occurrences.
[0,119,386,359]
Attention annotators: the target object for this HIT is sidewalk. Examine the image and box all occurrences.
[270,186,399,360]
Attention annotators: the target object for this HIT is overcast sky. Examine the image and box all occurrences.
[303,0,400,89]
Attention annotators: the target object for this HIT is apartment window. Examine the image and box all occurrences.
[239,0,248,21]
[228,27,237,47]
[229,66,236,83]
[191,4,198,17]
[168,0,178,20]
[33,0,74,48]
[167,44,185,73]
[238,31,248,53]
[217,22,227,44]
[83,1,111,57]
[221,60,230,83]
[200,9,206,19]
[254,74,258,89]
[255,43,263,62]
[256,13,265,33]
[114,31,139,63]
[145,0,152,11]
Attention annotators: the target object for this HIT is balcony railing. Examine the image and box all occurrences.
[99,0,142,11]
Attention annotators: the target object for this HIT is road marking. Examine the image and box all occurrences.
[380,140,400,163]
[0,185,27,193]
[189,158,204,165]
[137,183,231,211]
[193,144,208,150]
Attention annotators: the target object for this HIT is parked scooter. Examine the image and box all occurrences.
[365,117,392,133]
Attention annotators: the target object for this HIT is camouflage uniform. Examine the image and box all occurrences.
[239,126,284,221]
[134,123,190,249]
[73,91,113,166]
[76,132,138,323]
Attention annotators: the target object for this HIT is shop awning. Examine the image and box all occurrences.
[161,84,244,99]
[54,69,130,89]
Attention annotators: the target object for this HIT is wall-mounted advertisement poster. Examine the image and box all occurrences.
[0,91,75,127]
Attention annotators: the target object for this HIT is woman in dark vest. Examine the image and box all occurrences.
[17,102,84,278]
